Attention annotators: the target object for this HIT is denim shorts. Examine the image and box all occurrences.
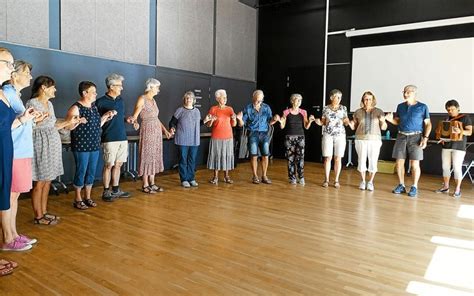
[248,131,270,157]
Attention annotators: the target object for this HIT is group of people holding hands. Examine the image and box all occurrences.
[0,45,471,275]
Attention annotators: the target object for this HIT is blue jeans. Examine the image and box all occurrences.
[73,150,100,188]
[248,131,270,157]
[177,145,198,182]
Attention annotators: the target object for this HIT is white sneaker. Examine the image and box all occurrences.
[359,181,366,190]
[189,180,199,187]
[366,182,374,191]
[181,181,191,188]
[298,178,305,185]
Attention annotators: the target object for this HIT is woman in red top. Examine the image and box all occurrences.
[204,89,237,184]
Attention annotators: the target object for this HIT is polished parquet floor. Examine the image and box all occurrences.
[1,159,473,295]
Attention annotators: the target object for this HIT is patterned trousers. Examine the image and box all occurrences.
[285,135,305,181]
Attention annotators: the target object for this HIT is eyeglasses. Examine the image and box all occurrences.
[0,60,14,69]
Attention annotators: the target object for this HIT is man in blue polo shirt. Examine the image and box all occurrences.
[95,73,133,201]
[386,85,432,198]
[236,90,278,184]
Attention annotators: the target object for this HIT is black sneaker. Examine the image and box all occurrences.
[112,188,131,198]
[102,190,116,202]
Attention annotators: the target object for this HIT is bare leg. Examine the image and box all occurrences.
[324,157,332,182]
[360,171,366,183]
[142,175,149,188]
[31,181,45,219]
[10,192,20,238]
[250,156,258,178]
[84,185,92,200]
[334,156,342,182]
[454,178,462,193]
[41,181,52,215]
[111,162,123,187]
[148,174,155,186]
[74,187,82,202]
[368,172,375,183]
[410,160,421,187]
[396,159,405,185]
[102,164,113,189]
[442,176,450,189]
[261,156,269,178]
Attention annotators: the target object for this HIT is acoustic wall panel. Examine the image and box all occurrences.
[5,0,49,48]
[215,0,256,81]
[61,0,96,56]
[157,0,214,74]
[62,0,149,64]
[0,0,6,41]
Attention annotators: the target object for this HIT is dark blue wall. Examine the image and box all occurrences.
[1,42,255,183]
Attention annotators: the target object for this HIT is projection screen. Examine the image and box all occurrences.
[350,37,473,113]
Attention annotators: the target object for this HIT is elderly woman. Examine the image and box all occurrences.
[348,91,387,191]
[0,48,36,268]
[66,81,116,210]
[204,89,237,184]
[169,91,201,188]
[314,89,349,188]
[435,100,472,198]
[275,94,314,185]
[2,60,41,252]
[128,78,171,193]
[26,76,80,224]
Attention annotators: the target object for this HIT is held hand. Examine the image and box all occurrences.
[126,116,135,124]
[343,117,350,126]
[236,111,243,121]
[452,127,461,134]
[133,122,140,131]
[231,113,237,121]
[79,116,88,124]
[69,116,81,125]
[170,127,176,135]
[379,114,386,122]
[308,115,315,122]
[164,129,172,139]
[205,114,213,122]
[273,114,280,122]
[385,112,393,122]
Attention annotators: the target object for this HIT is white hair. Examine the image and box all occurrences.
[145,78,161,92]
[215,89,227,99]
[290,93,302,104]
[105,73,124,88]
[253,89,264,98]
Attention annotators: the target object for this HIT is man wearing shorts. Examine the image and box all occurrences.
[96,73,133,201]
[386,85,432,198]
[236,90,277,184]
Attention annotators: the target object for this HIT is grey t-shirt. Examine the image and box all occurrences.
[173,107,201,146]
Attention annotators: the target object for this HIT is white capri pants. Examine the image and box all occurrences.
[322,134,346,157]
[442,148,466,179]
[355,139,382,173]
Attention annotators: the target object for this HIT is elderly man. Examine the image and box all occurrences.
[95,73,133,201]
[386,85,432,198]
[236,90,277,184]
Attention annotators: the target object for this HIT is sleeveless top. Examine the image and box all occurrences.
[71,102,101,152]
[283,108,306,136]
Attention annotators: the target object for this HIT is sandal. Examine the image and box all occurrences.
[334,182,340,189]
[252,176,260,184]
[83,199,97,207]
[149,184,164,192]
[0,259,18,269]
[34,216,58,225]
[73,200,88,210]
[224,176,233,184]
[209,177,218,184]
[322,181,329,188]
[44,213,61,221]
[0,265,13,277]
[142,186,157,194]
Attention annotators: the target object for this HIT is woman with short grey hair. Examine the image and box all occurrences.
[204,89,237,184]
[129,78,171,193]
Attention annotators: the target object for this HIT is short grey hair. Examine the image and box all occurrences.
[215,89,227,99]
[290,93,302,104]
[404,85,417,92]
[253,89,264,98]
[105,73,124,88]
[329,89,342,99]
[182,91,195,104]
[145,78,161,92]
[13,60,33,73]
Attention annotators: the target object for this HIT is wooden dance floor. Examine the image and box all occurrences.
[2,159,473,295]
